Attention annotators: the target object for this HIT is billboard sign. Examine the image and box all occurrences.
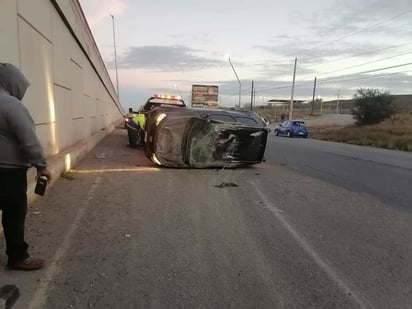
[191,85,219,107]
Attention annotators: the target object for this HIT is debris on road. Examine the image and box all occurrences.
[214,182,238,188]
[61,172,76,180]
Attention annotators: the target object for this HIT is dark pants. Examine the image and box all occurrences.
[126,126,139,147]
[0,168,29,262]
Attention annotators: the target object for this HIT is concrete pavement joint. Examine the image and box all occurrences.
[28,171,104,309]
[250,181,370,309]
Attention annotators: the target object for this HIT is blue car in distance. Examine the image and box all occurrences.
[274,120,308,138]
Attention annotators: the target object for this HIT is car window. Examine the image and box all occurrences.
[210,114,237,123]
[236,117,258,125]
[293,121,306,127]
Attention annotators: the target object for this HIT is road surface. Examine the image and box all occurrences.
[1,129,411,309]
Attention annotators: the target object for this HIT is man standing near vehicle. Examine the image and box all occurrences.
[125,114,140,148]
[0,63,52,271]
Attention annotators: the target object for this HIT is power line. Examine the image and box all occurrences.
[258,41,412,81]
[319,62,412,83]
[255,62,412,93]
[253,9,412,72]
[311,9,412,49]
[227,10,412,97]
[317,70,410,86]
[316,50,412,77]
[303,41,412,70]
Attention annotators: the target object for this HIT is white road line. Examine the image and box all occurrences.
[28,174,103,309]
[250,181,370,309]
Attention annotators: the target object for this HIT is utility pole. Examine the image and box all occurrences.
[336,90,340,114]
[110,14,119,97]
[250,80,254,111]
[289,57,297,120]
[253,89,256,110]
[311,77,317,115]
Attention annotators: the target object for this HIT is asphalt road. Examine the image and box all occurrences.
[1,129,411,309]
[266,135,412,210]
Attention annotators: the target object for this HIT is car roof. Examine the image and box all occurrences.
[151,106,266,125]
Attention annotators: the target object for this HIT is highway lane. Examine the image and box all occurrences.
[1,129,411,308]
[265,135,412,210]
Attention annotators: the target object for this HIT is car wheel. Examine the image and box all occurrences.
[275,129,279,136]
[287,131,292,138]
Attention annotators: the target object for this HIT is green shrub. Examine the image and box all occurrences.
[352,89,396,126]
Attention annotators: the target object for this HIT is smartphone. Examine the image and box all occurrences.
[34,176,48,196]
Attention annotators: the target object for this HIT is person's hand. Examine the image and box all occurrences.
[36,168,52,182]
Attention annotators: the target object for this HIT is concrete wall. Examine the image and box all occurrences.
[0,0,124,198]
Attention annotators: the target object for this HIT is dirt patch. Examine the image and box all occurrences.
[303,114,355,127]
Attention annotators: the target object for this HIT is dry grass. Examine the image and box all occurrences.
[309,111,412,151]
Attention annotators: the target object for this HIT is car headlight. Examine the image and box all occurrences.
[151,153,162,165]
[155,113,167,126]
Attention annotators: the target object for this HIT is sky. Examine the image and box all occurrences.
[78,0,412,110]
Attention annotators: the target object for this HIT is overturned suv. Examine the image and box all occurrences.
[144,107,268,168]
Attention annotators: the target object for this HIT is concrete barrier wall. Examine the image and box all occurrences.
[0,0,124,198]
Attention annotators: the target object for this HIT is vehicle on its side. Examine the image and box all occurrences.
[137,94,186,144]
[274,120,308,138]
[144,107,268,168]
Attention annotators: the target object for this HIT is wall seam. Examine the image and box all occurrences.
[17,13,53,44]
[49,0,124,116]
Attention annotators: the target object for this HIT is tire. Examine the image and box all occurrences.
[287,131,292,138]
[275,129,279,136]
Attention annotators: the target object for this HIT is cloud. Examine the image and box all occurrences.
[255,39,385,62]
[306,0,412,38]
[79,0,127,27]
[114,45,225,71]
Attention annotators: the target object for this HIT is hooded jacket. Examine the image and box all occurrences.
[0,63,47,170]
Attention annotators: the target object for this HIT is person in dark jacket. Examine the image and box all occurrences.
[125,115,141,148]
[0,63,52,271]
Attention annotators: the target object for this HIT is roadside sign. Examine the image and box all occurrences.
[191,85,219,107]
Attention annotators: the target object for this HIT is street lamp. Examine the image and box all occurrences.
[174,84,183,99]
[110,14,119,96]
[228,56,241,108]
